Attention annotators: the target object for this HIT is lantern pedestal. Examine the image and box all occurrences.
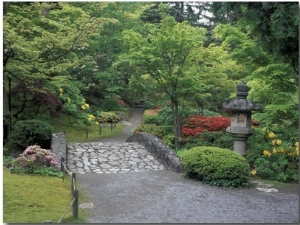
[232,133,250,156]
[223,81,261,156]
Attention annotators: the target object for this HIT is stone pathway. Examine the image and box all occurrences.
[67,142,164,174]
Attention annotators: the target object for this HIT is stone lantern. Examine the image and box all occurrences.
[223,82,261,156]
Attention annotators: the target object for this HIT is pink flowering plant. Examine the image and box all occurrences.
[12,145,63,177]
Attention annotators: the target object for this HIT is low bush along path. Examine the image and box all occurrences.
[73,107,299,223]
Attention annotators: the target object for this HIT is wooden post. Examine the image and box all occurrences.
[99,124,102,135]
[110,123,112,131]
[61,157,64,172]
[71,172,76,194]
[73,190,79,219]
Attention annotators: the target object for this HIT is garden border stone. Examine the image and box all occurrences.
[126,132,183,173]
[51,132,67,169]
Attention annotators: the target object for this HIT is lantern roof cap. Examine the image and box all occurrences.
[223,81,261,111]
[223,99,261,112]
[236,81,249,99]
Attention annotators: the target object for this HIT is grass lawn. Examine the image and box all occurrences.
[3,168,90,223]
[3,114,125,223]
[51,114,124,143]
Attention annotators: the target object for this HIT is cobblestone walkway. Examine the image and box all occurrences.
[67,142,164,174]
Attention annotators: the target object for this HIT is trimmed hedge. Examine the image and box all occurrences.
[12,119,53,149]
[180,146,250,188]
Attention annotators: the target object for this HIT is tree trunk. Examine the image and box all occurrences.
[3,0,11,143]
[171,96,181,151]
[3,2,10,15]
[3,80,10,142]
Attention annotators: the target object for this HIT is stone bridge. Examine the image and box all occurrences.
[51,132,182,175]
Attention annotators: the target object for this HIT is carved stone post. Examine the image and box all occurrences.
[223,82,261,156]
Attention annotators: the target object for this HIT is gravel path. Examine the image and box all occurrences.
[76,107,299,223]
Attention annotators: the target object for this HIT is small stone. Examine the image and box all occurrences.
[109,161,121,166]
[100,163,112,169]
[98,158,108,162]
[72,157,81,161]
[159,165,165,170]
[108,156,120,161]
[256,187,279,193]
[76,162,83,167]
[146,155,155,160]
[79,203,94,209]
[83,161,91,166]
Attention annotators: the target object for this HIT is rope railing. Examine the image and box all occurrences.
[57,157,79,223]
[57,197,76,223]
[61,160,72,176]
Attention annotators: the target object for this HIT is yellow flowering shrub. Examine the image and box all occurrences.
[268,131,275,139]
[247,127,299,182]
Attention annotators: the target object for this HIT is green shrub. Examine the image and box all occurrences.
[97,111,121,123]
[12,119,53,149]
[182,131,233,149]
[134,124,173,140]
[156,106,214,126]
[101,98,120,111]
[203,109,221,116]
[247,126,299,182]
[162,134,175,148]
[143,114,159,124]
[157,106,173,125]
[180,146,250,188]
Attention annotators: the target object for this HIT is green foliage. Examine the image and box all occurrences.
[182,131,233,150]
[143,114,159,124]
[3,2,112,140]
[156,106,173,126]
[211,2,298,69]
[247,126,299,182]
[97,111,121,123]
[214,22,298,128]
[12,120,53,149]
[253,158,274,178]
[11,167,64,178]
[100,98,121,111]
[156,106,220,126]
[142,108,160,124]
[135,124,173,140]
[180,146,250,188]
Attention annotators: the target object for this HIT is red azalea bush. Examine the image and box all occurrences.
[182,115,231,138]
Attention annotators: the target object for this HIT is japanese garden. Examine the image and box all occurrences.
[3,2,299,223]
